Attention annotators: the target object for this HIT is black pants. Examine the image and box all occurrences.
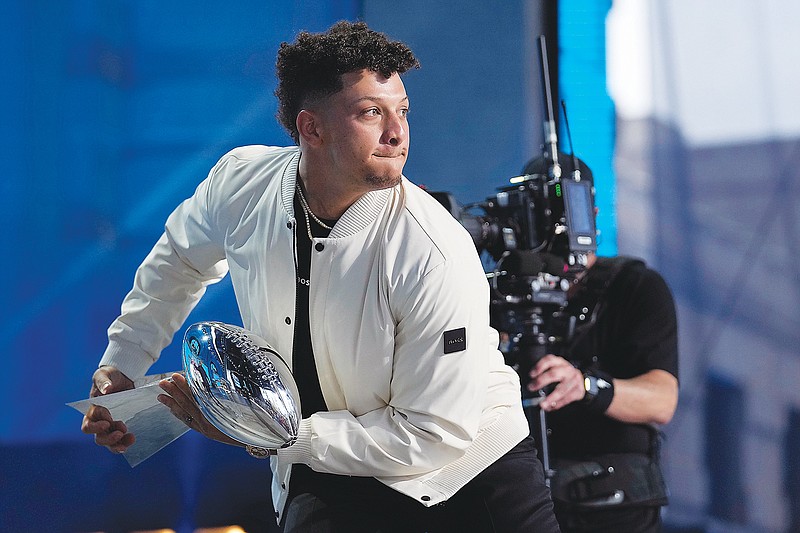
[282,436,561,532]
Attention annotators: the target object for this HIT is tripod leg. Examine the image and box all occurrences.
[523,394,555,486]
[537,391,555,486]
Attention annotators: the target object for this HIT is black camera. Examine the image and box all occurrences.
[432,155,595,267]
[428,152,597,404]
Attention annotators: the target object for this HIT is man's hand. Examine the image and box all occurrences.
[157,373,242,447]
[81,366,135,453]
[530,356,679,423]
[528,354,586,412]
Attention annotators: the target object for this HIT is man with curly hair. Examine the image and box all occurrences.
[82,21,560,532]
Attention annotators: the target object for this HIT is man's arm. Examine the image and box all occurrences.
[606,368,678,425]
[529,263,679,424]
[529,357,678,425]
[99,154,233,380]
[83,161,229,451]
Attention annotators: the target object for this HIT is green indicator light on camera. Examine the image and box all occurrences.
[555,183,562,197]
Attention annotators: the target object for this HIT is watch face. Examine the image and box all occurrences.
[584,375,595,396]
[583,374,601,398]
[583,374,612,400]
[246,445,271,459]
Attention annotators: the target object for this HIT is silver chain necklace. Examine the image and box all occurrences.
[298,199,315,243]
[295,182,336,287]
[296,182,333,235]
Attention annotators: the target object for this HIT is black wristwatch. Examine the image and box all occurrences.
[582,371,615,413]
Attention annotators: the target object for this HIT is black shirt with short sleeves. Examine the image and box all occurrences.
[540,257,679,458]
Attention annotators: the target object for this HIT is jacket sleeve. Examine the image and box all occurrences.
[99,165,229,380]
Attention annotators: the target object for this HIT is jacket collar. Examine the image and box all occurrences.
[280,148,395,238]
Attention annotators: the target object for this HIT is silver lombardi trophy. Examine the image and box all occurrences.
[182,322,301,449]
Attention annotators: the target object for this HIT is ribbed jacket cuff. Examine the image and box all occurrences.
[424,403,529,495]
[277,418,314,463]
[98,340,157,382]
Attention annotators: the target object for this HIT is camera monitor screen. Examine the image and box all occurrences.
[562,179,597,252]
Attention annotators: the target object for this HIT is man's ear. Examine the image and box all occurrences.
[296,109,322,147]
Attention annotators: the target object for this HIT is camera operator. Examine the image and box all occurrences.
[523,158,679,533]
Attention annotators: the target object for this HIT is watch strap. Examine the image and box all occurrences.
[582,370,615,413]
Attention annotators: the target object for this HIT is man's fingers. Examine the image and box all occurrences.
[90,366,134,398]
[159,374,205,430]
[83,368,136,453]
[92,420,134,451]
[538,371,585,411]
[94,429,124,447]
[82,401,135,452]
[81,404,114,434]
[528,365,563,390]
[529,355,577,389]
[531,354,569,375]
[108,432,136,453]
[110,419,128,434]
[157,391,194,425]
[86,404,113,421]
[81,417,110,435]
[165,372,191,397]
[159,374,194,410]
[89,380,107,398]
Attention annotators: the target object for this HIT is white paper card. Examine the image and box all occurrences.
[67,372,189,467]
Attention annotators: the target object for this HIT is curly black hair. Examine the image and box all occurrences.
[275,21,420,143]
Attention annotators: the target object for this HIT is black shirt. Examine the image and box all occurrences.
[292,192,333,418]
[536,258,679,458]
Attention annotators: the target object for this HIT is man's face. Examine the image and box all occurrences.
[315,69,410,191]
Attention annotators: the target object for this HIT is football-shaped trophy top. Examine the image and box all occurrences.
[182,322,301,449]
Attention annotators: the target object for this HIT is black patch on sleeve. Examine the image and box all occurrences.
[443,327,467,354]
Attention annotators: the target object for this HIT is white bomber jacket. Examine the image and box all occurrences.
[100,145,529,520]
